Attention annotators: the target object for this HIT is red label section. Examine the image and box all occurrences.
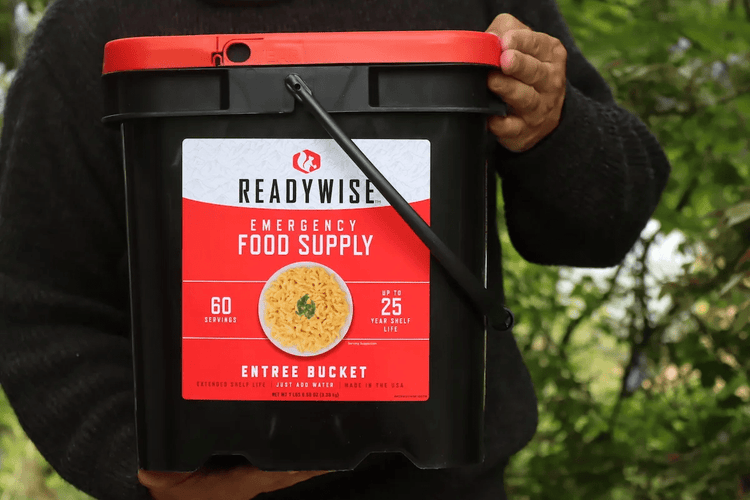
[182,199,431,401]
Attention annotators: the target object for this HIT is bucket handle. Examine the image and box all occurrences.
[285,74,514,333]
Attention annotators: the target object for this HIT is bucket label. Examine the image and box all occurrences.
[181,139,430,402]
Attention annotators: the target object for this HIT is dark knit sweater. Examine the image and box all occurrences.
[0,0,670,499]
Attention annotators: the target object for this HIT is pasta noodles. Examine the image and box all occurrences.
[263,265,350,354]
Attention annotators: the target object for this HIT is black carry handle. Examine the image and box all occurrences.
[285,74,514,332]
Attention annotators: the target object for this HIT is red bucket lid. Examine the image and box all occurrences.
[102,31,501,74]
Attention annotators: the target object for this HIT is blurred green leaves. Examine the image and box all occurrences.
[1,388,93,500]
[504,0,750,498]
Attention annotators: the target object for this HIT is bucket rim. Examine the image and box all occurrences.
[102,31,502,74]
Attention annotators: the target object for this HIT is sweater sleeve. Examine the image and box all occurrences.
[0,4,150,500]
[489,0,671,268]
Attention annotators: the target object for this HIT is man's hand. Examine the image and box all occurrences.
[486,14,568,152]
[139,466,328,500]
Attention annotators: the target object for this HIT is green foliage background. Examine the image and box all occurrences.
[1,0,750,498]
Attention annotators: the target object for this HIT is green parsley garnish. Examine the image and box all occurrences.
[295,294,316,319]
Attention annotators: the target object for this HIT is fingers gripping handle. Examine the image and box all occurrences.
[285,74,514,333]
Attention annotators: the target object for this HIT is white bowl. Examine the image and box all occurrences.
[258,261,354,357]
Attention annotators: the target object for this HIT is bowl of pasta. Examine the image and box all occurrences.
[258,262,354,357]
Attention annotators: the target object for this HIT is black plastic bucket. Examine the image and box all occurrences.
[102,31,511,472]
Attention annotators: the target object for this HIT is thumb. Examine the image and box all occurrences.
[486,13,530,39]
[138,470,195,490]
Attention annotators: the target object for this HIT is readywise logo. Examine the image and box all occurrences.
[238,148,379,206]
[293,150,321,174]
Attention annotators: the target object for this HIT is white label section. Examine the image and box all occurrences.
[182,138,430,210]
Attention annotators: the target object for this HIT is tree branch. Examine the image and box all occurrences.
[675,176,699,213]
[649,86,750,118]
[608,233,661,431]
[560,263,625,350]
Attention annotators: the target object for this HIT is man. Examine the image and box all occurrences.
[0,0,670,499]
